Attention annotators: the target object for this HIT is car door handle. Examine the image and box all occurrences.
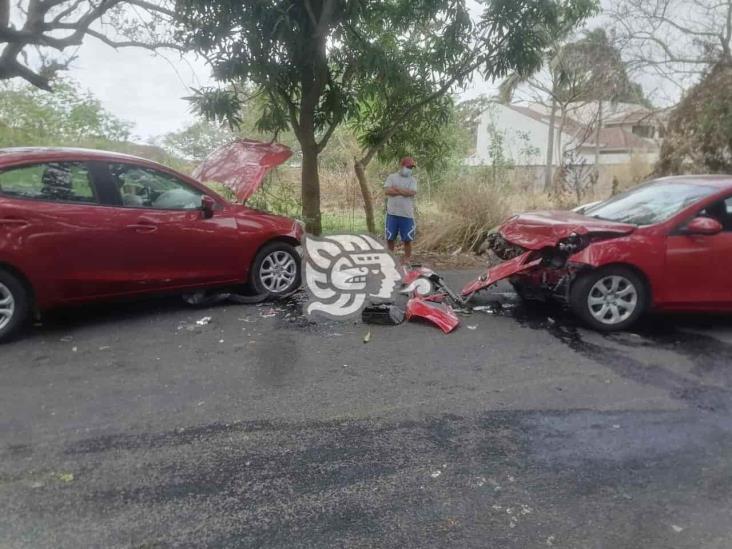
[0,218,30,228]
[127,222,158,233]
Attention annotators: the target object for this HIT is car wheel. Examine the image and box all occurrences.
[250,242,301,298]
[570,266,647,332]
[0,269,31,343]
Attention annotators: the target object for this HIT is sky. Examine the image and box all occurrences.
[68,41,214,141]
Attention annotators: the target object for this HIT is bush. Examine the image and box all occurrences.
[416,180,510,253]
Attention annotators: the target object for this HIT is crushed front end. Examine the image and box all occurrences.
[462,213,635,303]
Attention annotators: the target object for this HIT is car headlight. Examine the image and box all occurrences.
[557,233,588,254]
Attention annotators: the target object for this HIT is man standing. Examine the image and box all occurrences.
[384,156,417,263]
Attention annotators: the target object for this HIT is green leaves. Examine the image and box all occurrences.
[0,79,132,145]
[186,88,243,130]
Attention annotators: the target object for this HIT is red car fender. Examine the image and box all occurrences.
[405,296,460,334]
[461,252,542,296]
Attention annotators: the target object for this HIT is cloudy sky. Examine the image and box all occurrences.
[68,41,214,141]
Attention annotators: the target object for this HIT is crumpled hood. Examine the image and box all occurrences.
[500,210,636,250]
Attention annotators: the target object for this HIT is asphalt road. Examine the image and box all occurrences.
[2,271,732,548]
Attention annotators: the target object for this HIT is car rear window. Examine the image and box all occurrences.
[0,162,97,203]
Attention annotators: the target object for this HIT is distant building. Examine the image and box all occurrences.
[469,101,664,169]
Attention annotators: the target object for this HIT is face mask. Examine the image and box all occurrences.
[400,167,413,177]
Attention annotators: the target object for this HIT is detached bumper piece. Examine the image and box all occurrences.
[405,296,460,334]
[461,252,542,296]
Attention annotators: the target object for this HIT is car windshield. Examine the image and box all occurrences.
[584,181,718,226]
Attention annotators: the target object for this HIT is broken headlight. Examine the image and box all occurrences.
[557,233,588,254]
[538,233,589,269]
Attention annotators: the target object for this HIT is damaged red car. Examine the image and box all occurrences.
[462,176,732,331]
[0,146,302,341]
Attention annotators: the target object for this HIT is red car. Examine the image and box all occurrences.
[0,147,303,341]
[462,176,732,331]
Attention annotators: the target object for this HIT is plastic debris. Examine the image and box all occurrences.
[196,316,212,326]
[363,330,371,344]
[467,325,477,330]
[430,470,442,478]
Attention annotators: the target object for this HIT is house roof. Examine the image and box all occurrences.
[594,127,657,151]
[498,103,658,152]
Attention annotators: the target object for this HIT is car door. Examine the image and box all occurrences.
[95,162,244,292]
[0,160,132,302]
[663,196,732,310]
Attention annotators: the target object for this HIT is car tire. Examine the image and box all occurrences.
[570,266,647,332]
[250,242,302,298]
[0,269,31,343]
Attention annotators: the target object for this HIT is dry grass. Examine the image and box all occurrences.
[415,180,512,254]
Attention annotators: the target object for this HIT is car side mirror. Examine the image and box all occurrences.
[201,195,216,219]
[685,216,723,236]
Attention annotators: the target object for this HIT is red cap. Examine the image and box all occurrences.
[400,156,416,168]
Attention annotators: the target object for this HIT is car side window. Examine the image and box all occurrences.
[109,163,204,210]
[699,197,732,231]
[0,162,97,203]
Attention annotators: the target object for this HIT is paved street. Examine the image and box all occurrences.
[2,271,732,548]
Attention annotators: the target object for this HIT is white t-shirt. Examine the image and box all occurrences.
[384,172,417,218]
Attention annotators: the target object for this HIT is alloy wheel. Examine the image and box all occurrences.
[587,275,638,325]
[0,282,16,331]
[259,250,298,293]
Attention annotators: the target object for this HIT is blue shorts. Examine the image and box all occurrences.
[385,214,415,242]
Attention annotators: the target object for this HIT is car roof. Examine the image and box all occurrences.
[650,174,732,190]
[0,147,163,168]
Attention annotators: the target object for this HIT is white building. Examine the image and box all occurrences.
[470,101,663,169]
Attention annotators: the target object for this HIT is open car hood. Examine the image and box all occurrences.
[500,210,636,250]
[192,139,292,202]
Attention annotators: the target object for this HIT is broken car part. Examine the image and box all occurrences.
[362,304,405,325]
[405,296,460,334]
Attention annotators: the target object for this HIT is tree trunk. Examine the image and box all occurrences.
[553,111,567,195]
[594,100,603,167]
[544,96,558,192]
[301,141,322,235]
[354,159,376,234]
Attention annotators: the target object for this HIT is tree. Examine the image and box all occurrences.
[565,29,647,166]
[500,40,594,191]
[609,0,732,92]
[347,0,598,233]
[499,26,642,191]
[177,0,477,234]
[178,0,597,234]
[162,120,235,162]
[0,78,132,143]
[0,0,177,91]
[655,59,732,175]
